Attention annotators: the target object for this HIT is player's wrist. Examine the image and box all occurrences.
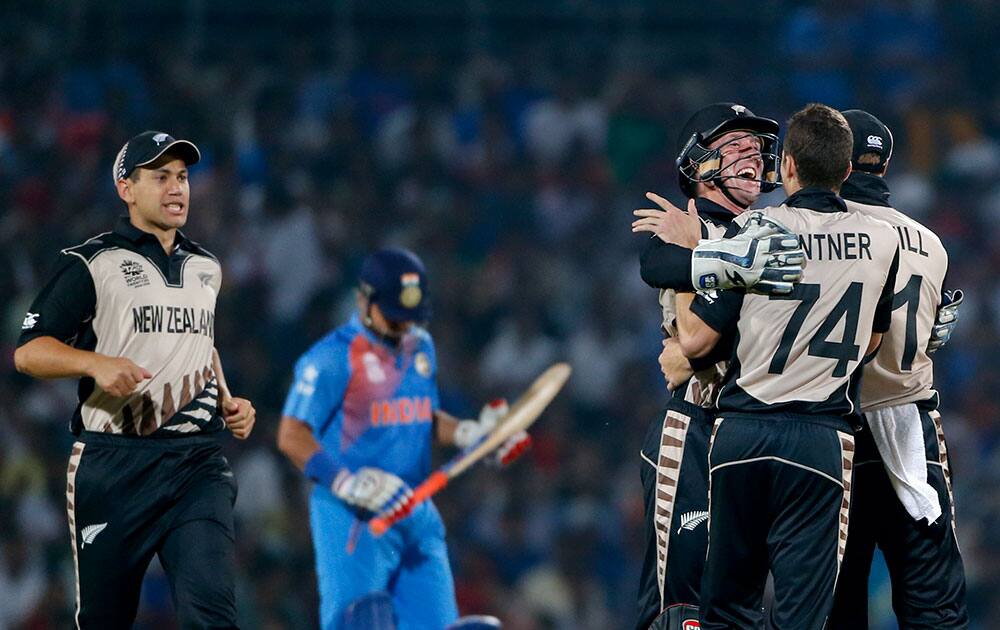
[304,450,340,489]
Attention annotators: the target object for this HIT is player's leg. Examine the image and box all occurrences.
[157,453,239,629]
[638,401,712,629]
[878,409,968,629]
[828,427,882,629]
[390,501,459,630]
[766,423,854,630]
[310,491,402,630]
[699,417,770,630]
[68,439,158,629]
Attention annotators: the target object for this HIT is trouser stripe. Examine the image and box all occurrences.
[930,410,959,549]
[67,441,85,630]
[654,409,692,609]
[834,432,855,591]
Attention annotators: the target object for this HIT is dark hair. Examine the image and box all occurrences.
[784,103,853,190]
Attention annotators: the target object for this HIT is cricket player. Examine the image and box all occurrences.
[829,110,968,628]
[631,102,798,629]
[658,103,901,628]
[276,248,529,630]
[13,131,256,628]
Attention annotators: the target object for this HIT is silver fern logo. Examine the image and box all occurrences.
[677,510,709,534]
[80,523,108,548]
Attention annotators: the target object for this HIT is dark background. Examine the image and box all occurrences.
[1,1,999,628]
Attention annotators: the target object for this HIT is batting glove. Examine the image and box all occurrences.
[691,211,805,296]
[333,467,414,517]
[928,289,964,353]
[454,399,508,450]
[492,430,532,467]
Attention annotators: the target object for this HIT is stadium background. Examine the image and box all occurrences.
[2,1,999,628]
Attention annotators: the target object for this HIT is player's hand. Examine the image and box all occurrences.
[691,211,805,295]
[222,396,256,439]
[660,337,694,391]
[88,355,152,397]
[333,467,414,517]
[632,194,702,249]
[454,399,508,450]
[928,289,964,353]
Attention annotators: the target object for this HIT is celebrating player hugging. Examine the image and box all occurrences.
[276,248,531,630]
[633,103,967,629]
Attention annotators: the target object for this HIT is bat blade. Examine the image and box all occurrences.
[369,362,571,536]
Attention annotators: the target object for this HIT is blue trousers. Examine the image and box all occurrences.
[310,488,458,630]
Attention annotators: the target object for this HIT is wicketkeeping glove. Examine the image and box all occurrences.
[928,289,964,353]
[691,211,805,296]
[454,399,532,466]
[332,467,414,517]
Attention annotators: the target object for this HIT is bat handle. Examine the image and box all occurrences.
[369,471,450,536]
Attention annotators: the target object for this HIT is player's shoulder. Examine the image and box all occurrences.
[298,322,357,366]
[409,325,434,347]
[845,200,944,249]
[179,234,220,265]
[60,231,120,263]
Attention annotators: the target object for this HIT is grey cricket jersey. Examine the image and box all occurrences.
[17,216,224,436]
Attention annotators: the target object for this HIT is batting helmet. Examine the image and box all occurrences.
[675,102,780,202]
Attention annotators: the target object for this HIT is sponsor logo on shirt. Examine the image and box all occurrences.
[363,352,387,383]
[370,396,433,426]
[21,312,39,330]
[120,259,150,288]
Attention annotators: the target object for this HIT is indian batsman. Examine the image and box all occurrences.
[276,248,529,630]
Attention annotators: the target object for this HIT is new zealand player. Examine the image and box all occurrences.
[660,104,901,628]
[13,131,256,628]
[630,103,788,629]
[829,110,969,628]
[276,248,529,630]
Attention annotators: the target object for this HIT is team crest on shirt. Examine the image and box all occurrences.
[399,273,422,308]
[120,259,150,288]
[415,352,431,377]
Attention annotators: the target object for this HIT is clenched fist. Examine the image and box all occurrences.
[222,396,256,439]
[89,356,152,397]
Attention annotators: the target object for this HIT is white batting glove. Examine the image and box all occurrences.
[332,467,413,517]
[691,211,805,296]
[454,399,509,450]
[928,289,964,353]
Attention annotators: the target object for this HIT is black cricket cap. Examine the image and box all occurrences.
[841,110,893,174]
[359,248,431,322]
[112,130,201,182]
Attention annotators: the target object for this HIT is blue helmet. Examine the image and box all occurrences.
[358,248,431,322]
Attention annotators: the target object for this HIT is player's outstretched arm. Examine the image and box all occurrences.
[14,336,152,397]
[213,348,255,439]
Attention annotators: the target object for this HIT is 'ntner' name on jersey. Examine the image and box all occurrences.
[132,305,215,337]
[798,232,872,261]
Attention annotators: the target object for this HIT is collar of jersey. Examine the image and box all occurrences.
[350,313,404,351]
[695,197,740,225]
[782,187,848,214]
[114,215,192,251]
[840,172,892,208]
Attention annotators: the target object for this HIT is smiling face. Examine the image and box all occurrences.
[116,155,190,243]
[704,130,766,207]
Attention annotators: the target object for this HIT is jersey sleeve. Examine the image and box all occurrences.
[425,335,441,412]
[872,247,900,334]
[638,221,711,291]
[17,253,97,347]
[282,345,350,433]
[690,289,744,336]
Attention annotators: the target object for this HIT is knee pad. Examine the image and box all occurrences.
[649,603,700,630]
[342,592,396,630]
[446,614,502,629]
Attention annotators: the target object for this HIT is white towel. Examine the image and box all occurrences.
[866,403,942,523]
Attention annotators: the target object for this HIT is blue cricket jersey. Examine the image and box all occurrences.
[282,314,440,486]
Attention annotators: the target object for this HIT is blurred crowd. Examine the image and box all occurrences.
[2,1,1000,628]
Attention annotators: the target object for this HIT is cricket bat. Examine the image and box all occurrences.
[368,361,571,536]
